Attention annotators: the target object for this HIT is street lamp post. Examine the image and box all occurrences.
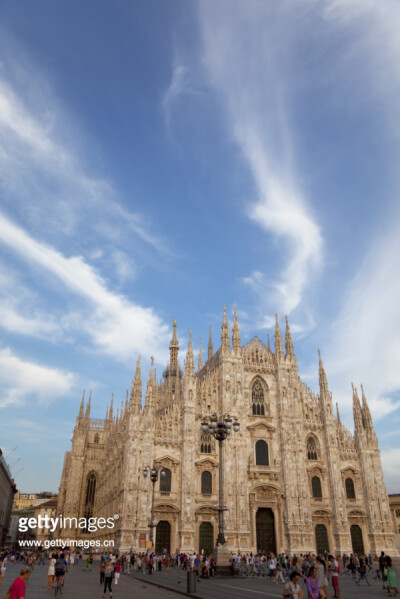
[143,465,165,551]
[200,413,240,563]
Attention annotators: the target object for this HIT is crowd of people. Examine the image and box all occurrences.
[0,546,398,598]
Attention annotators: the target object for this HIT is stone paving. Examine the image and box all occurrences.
[1,561,398,599]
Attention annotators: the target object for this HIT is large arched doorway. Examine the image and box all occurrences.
[350,524,364,555]
[256,508,276,554]
[199,522,214,555]
[155,520,171,554]
[315,524,329,555]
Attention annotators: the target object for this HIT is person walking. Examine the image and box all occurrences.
[103,562,114,599]
[8,566,31,599]
[306,566,319,599]
[47,554,56,589]
[329,555,340,598]
[355,557,371,586]
[114,559,121,585]
[0,553,7,586]
[283,571,304,599]
[100,560,106,584]
[385,556,399,597]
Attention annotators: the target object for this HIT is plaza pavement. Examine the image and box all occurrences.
[1,560,397,599]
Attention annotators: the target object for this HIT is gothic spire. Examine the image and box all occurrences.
[352,383,363,430]
[145,356,155,408]
[232,306,241,353]
[318,349,328,395]
[274,314,284,361]
[221,305,230,353]
[198,338,203,371]
[336,402,341,425]
[185,331,194,376]
[361,384,373,430]
[109,394,114,421]
[78,390,85,419]
[85,391,91,419]
[169,319,179,374]
[285,315,294,360]
[208,326,213,361]
[131,356,142,411]
[267,333,273,361]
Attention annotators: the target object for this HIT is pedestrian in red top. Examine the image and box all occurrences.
[8,566,31,599]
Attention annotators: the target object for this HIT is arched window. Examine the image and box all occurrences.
[84,472,96,525]
[312,476,322,499]
[252,381,265,415]
[201,471,212,495]
[345,478,356,499]
[255,440,269,466]
[200,433,211,454]
[94,433,99,444]
[160,468,171,493]
[307,436,318,460]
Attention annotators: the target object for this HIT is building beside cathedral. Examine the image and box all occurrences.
[57,309,397,557]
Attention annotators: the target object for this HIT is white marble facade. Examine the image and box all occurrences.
[57,309,397,556]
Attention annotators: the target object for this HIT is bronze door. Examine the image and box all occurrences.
[315,524,329,555]
[155,520,171,554]
[256,508,276,554]
[199,522,214,556]
[350,524,364,555]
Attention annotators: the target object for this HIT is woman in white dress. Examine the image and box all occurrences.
[47,554,56,589]
[0,554,7,585]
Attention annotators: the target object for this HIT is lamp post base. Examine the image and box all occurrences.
[213,544,231,573]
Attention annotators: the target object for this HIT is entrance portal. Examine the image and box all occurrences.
[199,522,214,555]
[155,520,171,555]
[350,524,364,555]
[256,508,276,554]
[315,524,329,555]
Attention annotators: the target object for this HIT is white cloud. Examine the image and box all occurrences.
[0,212,171,365]
[324,225,400,424]
[198,3,323,318]
[0,33,170,258]
[381,447,400,494]
[0,347,75,408]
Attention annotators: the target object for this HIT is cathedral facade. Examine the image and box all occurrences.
[57,309,396,557]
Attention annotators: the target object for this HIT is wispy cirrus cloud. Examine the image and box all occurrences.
[0,30,170,259]
[0,212,171,365]
[197,3,323,319]
[0,346,76,408]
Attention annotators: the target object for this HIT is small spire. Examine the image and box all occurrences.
[318,350,328,394]
[109,394,114,421]
[169,319,179,374]
[232,306,241,353]
[208,326,213,361]
[221,305,230,353]
[336,402,341,425]
[274,314,283,361]
[267,333,273,360]
[145,356,155,408]
[185,330,194,376]
[352,383,363,430]
[198,338,204,371]
[361,384,373,429]
[131,356,142,411]
[78,391,85,419]
[285,315,294,360]
[85,391,91,419]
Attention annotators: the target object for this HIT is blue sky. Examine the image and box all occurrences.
[0,1,399,493]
